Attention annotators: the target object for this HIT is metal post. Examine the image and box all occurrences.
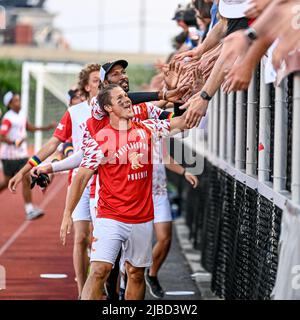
[235,91,246,170]
[258,63,271,182]
[273,78,288,192]
[213,91,220,157]
[34,68,44,152]
[246,72,258,176]
[292,73,300,204]
[207,99,214,155]
[226,92,235,165]
[219,90,227,160]
[21,62,30,119]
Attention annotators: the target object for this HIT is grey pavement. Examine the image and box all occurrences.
[145,217,218,301]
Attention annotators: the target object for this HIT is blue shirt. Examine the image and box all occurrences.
[208,1,219,31]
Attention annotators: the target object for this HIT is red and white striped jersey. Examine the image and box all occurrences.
[87,101,165,199]
[80,119,171,224]
[0,110,28,159]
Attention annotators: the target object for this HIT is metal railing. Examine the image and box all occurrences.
[173,66,300,299]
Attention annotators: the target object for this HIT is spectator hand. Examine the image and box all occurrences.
[223,60,253,93]
[174,48,201,62]
[164,61,183,90]
[165,85,190,104]
[180,93,209,129]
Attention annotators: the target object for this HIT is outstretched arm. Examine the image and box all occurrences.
[26,121,57,132]
[31,149,84,177]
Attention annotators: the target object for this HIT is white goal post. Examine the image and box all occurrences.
[21,62,83,152]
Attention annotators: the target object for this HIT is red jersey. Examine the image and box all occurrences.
[80,119,170,224]
[86,102,165,200]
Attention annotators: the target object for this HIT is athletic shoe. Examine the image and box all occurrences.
[26,207,44,220]
[145,269,164,299]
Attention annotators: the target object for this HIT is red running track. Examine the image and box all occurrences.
[0,173,77,300]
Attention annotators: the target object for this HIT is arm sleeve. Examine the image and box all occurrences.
[142,119,171,139]
[146,102,166,120]
[79,123,105,170]
[80,136,104,171]
[53,111,72,142]
[128,92,160,105]
[173,103,185,117]
[0,119,12,136]
[159,111,173,120]
[51,149,83,172]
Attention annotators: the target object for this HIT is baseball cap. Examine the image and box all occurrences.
[99,60,128,82]
[3,91,14,107]
[172,10,185,21]
[68,89,77,100]
[219,0,250,19]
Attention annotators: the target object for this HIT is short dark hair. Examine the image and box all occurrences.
[96,84,120,116]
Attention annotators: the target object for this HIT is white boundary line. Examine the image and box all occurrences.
[0,177,67,257]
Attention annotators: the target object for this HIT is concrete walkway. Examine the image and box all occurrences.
[145,217,218,300]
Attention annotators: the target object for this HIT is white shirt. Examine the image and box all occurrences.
[0,110,28,159]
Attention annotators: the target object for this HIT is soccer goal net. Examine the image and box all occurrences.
[21,62,83,153]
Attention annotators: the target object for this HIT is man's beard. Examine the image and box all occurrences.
[119,80,129,92]
[107,79,129,92]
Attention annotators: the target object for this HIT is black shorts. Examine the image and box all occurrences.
[1,158,28,177]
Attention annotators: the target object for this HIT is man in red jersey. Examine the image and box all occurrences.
[60,84,188,300]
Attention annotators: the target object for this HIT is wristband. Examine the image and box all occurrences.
[28,155,42,168]
[182,168,186,176]
[64,146,74,157]
[168,112,175,120]
[63,142,74,157]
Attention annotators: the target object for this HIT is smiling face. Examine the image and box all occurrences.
[105,65,130,92]
[104,86,134,120]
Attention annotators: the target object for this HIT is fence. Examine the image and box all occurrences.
[173,64,300,300]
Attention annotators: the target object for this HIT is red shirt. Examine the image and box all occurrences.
[53,111,72,142]
[85,102,164,200]
[81,119,170,223]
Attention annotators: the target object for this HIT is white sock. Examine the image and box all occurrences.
[25,203,34,214]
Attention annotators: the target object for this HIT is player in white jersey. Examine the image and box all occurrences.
[0,91,56,220]
[8,63,101,298]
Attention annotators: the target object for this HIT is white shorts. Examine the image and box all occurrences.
[89,197,97,226]
[153,193,172,224]
[71,185,92,222]
[91,218,153,268]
